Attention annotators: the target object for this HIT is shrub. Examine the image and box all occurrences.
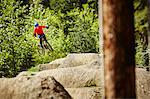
[0,0,35,77]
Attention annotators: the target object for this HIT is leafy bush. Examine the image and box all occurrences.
[0,0,35,77]
[66,4,99,53]
[134,0,149,66]
[28,66,39,72]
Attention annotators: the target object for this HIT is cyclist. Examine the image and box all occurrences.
[33,22,49,48]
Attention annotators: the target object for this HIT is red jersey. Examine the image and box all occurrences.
[34,26,46,35]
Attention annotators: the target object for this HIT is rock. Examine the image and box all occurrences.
[39,58,102,71]
[17,58,102,77]
[38,64,58,71]
[136,68,150,99]
[50,58,66,65]
[78,59,102,69]
[38,53,102,71]
[17,60,103,88]
[17,71,38,77]
[66,87,103,99]
[0,76,72,99]
[35,67,102,88]
[38,58,66,71]
[58,53,101,68]
[17,71,29,77]
[16,53,150,99]
[16,68,150,99]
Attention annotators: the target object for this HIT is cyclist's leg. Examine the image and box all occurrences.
[40,38,43,48]
[42,34,47,48]
[43,34,53,50]
[43,34,48,42]
[38,35,44,48]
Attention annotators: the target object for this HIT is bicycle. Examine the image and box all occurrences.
[35,37,53,54]
[41,39,53,51]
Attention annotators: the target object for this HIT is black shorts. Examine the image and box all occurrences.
[38,34,45,39]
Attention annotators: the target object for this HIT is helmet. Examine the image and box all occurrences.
[34,22,39,27]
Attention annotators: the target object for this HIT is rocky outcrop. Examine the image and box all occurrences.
[66,87,103,99]
[38,53,102,70]
[17,54,103,88]
[136,68,150,99]
[58,53,102,68]
[16,53,104,99]
[1,53,150,99]
[35,67,102,88]
[38,58,66,70]
[0,76,72,99]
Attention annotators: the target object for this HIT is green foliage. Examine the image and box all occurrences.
[43,4,99,53]
[134,0,149,66]
[65,5,99,52]
[0,0,35,77]
[24,0,97,14]
[28,66,39,72]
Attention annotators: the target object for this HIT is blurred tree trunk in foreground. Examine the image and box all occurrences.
[102,0,136,98]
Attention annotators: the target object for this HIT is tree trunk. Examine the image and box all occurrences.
[103,0,136,98]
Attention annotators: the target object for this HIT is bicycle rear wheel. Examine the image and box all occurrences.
[44,41,53,51]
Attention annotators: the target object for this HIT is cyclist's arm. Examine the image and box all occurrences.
[34,28,37,37]
[41,26,49,29]
[41,26,46,28]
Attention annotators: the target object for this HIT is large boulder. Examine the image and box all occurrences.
[35,67,102,88]
[38,58,66,70]
[58,53,102,68]
[33,68,149,99]
[0,76,72,99]
[38,53,102,71]
[38,58,102,71]
[17,59,103,88]
[77,59,102,69]
[66,87,103,99]
[16,53,150,99]
[136,68,150,99]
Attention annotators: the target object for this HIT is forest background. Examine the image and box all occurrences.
[0,0,149,77]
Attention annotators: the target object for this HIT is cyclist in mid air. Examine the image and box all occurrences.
[33,22,49,49]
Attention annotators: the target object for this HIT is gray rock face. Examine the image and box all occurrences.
[35,67,102,88]
[38,53,102,71]
[66,87,103,99]
[58,53,101,68]
[16,53,104,99]
[136,68,150,99]
[35,54,150,99]
[0,76,72,99]
[38,58,66,70]
[3,53,150,99]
